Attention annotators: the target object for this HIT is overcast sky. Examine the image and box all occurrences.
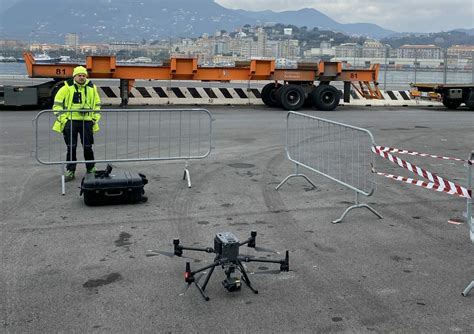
[215,0,474,33]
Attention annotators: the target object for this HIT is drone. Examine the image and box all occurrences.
[172,231,289,301]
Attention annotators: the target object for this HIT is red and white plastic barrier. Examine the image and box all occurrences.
[373,144,473,295]
[372,145,472,199]
[375,146,472,164]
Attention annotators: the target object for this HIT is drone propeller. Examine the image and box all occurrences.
[146,250,195,259]
[253,245,279,253]
[239,254,256,259]
[250,269,283,275]
[179,273,205,296]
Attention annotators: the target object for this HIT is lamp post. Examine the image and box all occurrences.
[353,44,357,67]
[414,49,418,84]
[383,45,389,90]
[443,48,448,84]
[471,51,474,84]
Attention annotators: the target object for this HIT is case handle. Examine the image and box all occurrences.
[104,190,123,197]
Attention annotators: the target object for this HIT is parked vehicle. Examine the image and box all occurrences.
[1,52,384,109]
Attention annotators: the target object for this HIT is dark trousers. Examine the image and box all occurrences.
[63,120,95,171]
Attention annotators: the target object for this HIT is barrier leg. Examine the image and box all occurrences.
[275,164,317,190]
[332,191,382,224]
[461,153,473,297]
[462,281,474,297]
[61,164,65,196]
[183,161,191,188]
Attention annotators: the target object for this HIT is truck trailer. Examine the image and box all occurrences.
[411,83,474,110]
[1,52,384,110]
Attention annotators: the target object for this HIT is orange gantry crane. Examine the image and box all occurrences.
[15,51,382,110]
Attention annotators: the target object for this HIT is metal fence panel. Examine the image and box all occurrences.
[285,111,376,196]
[34,108,212,165]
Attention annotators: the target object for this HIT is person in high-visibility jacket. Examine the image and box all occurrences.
[52,65,101,181]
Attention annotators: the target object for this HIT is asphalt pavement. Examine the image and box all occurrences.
[1,105,473,333]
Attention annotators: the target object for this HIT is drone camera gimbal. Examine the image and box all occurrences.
[173,231,289,301]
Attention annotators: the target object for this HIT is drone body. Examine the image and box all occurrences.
[173,231,289,301]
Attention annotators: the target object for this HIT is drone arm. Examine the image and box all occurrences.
[173,239,214,256]
[239,257,281,264]
[182,246,215,253]
[238,250,290,271]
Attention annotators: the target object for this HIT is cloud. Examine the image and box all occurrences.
[215,0,474,32]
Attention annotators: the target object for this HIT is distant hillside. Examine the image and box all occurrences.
[381,30,474,49]
[235,8,395,38]
[0,0,395,43]
[453,28,474,36]
[0,0,253,42]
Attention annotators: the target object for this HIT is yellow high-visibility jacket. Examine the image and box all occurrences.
[52,78,101,133]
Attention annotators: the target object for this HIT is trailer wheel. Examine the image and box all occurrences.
[38,97,52,109]
[466,100,474,111]
[466,90,474,111]
[278,84,306,111]
[311,84,340,111]
[37,80,61,108]
[261,83,282,107]
[442,98,461,110]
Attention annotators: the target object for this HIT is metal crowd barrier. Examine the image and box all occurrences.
[276,111,382,223]
[466,152,473,244]
[34,108,213,194]
[462,151,473,297]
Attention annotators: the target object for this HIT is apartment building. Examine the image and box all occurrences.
[397,44,443,59]
[447,45,474,59]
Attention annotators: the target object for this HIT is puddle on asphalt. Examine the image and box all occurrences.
[83,272,122,288]
[228,163,255,169]
[115,232,132,247]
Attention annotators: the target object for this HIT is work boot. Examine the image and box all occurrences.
[64,170,75,182]
[86,167,97,174]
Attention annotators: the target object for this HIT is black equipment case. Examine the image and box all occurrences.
[80,165,148,206]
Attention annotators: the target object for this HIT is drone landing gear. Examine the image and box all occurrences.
[184,261,215,301]
[185,259,261,301]
[237,261,259,294]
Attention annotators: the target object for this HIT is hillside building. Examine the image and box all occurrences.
[362,39,385,58]
[65,33,79,50]
[447,45,474,59]
[335,43,363,58]
[397,44,443,59]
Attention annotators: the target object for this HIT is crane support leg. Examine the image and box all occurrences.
[120,79,129,107]
[343,81,351,103]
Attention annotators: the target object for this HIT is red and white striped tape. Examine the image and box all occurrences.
[375,146,473,164]
[372,146,472,199]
